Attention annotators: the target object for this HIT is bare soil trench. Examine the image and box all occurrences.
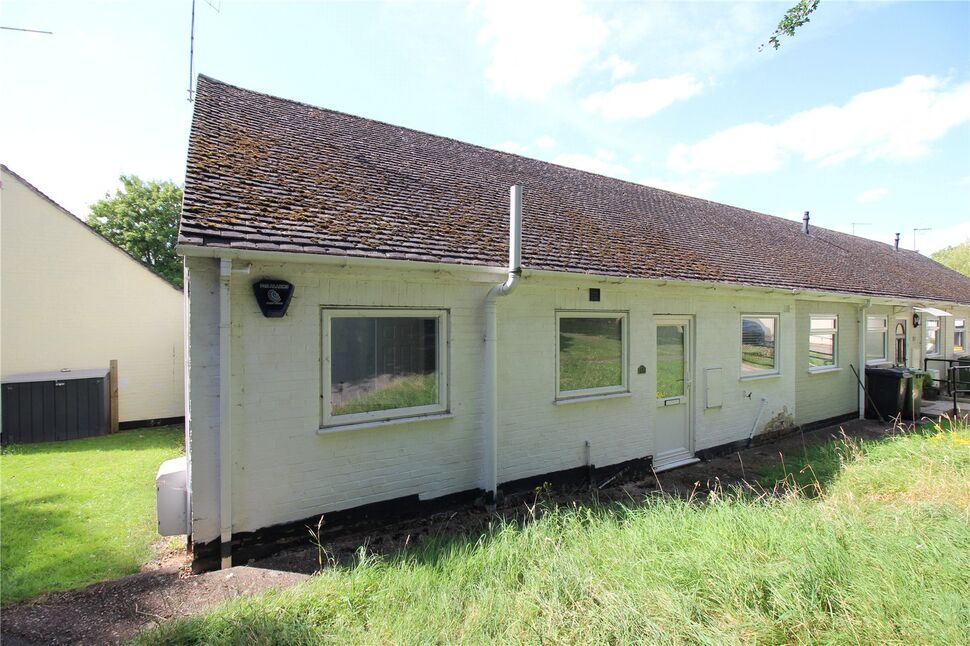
[0,417,917,645]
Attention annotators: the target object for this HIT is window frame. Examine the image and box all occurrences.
[555,310,629,401]
[865,315,889,365]
[740,313,781,378]
[955,319,966,354]
[808,314,839,372]
[321,307,449,429]
[925,317,942,358]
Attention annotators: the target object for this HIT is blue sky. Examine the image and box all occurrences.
[2,0,968,254]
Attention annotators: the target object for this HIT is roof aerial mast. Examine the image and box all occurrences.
[187,0,220,102]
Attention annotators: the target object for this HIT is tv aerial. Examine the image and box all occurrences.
[187,0,221,102]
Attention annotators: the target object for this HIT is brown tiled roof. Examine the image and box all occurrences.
[181,75,970,305]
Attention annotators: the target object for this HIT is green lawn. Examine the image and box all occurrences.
[140,421,970,645]
[0,426,184,604]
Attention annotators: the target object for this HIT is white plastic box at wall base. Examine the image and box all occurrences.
[156,456,188,536]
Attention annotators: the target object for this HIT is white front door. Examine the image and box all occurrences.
[654,316,695,471]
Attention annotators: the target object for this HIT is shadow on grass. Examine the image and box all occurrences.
[0,493,142,604]
[0,426,184,457]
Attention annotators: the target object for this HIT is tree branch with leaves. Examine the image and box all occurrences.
[88,176,184,287]
[761,0,821,51]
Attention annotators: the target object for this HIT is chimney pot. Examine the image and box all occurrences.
[802,211,810,235]
[894,232,900,251]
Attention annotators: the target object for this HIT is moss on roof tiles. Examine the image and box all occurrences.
[180,75,970,305]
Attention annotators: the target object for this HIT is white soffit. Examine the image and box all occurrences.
[914,307,953,317]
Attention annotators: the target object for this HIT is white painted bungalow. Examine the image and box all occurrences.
[172,76,970,571]
[1,165,184,435]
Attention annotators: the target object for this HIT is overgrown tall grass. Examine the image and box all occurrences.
[140,421,970,645]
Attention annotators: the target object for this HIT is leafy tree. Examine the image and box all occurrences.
[88,176,183,287]
[761,0,821,51]
[931,241,970,277]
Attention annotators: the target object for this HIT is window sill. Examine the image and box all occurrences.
[865,359,889,366]
[739,372,781,382]
[318,412,453,434]
[808,366,841,374]
[554,391,632,406]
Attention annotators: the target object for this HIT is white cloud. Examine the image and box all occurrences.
[855,187,889,203]
[554,151,629,178]
[668,75,970,176]
[535,135,556,149]
[641,176,715,199]
[476,0,608,101]
[583,74,703,120]
[495,140,529,155]
[605,2,776,79]
[602,54,636,81]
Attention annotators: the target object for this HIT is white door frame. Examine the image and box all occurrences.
[653,315,696,469]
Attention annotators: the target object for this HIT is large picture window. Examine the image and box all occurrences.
[808,315,838,370]
[556,311,627,398]
[741,315,779,376]
[866,316,888,364]
[322,308,448,427]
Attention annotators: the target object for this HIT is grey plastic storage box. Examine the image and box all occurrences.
[1,369,110,444]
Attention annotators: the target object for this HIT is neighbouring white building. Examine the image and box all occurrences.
[174,76,970,571]
[1,165,184,428]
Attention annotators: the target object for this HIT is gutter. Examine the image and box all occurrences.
[178,244,508,279]
[483,185,522,502]
[178,244,969,310]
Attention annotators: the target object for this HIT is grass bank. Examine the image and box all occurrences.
[142,422,970,644]
[0,426,184,604]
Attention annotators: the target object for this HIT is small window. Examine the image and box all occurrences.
[557,311,627,398]
[925,318,941,356]
[322,309,447,427]
[809,315,838,370]
[865,316,888,364]
[741,315,779,376]
[955,319,966,354]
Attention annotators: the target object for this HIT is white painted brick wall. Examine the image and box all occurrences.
[187,258,875,544]
[794,300,860,426]
[184,257,221,543]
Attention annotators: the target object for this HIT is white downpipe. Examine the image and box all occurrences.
[218,258,233,569]
[483,185,522,501]
[747,397,768,447]
[858,305,867,419]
